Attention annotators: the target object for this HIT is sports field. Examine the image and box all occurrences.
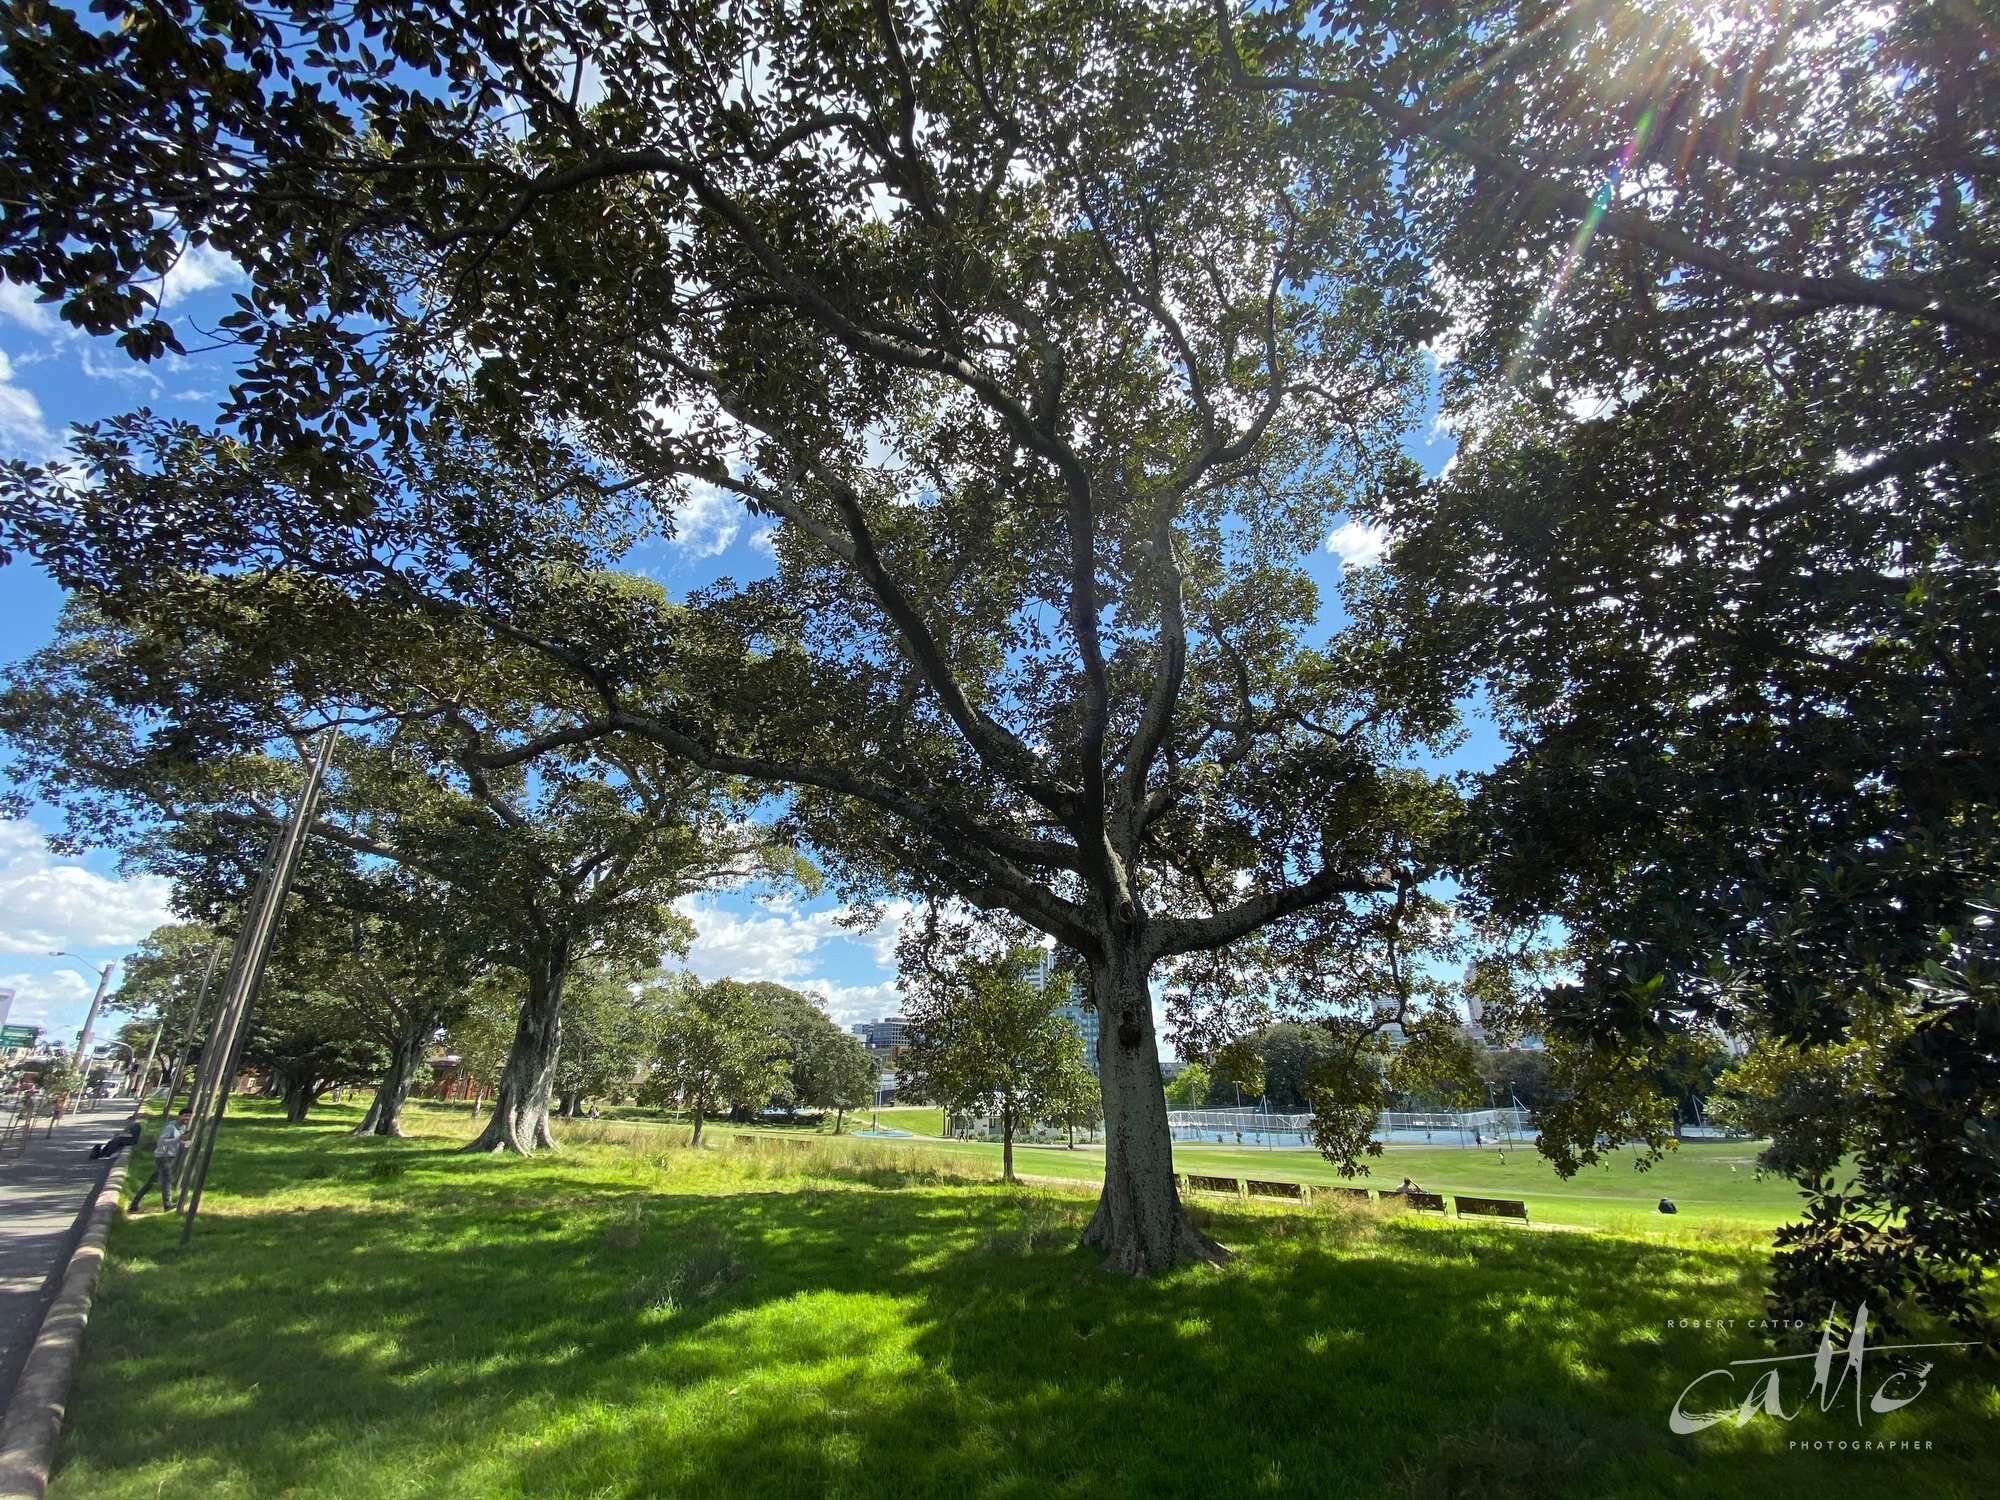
[650,1103,1805,1236]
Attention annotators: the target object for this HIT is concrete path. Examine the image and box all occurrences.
[0,1102,137,1411]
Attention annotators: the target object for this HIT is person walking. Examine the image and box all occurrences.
[130,1107,192,1211]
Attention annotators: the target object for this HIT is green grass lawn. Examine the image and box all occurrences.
[852,1104,955,1136]
[56,1102,1995,1500]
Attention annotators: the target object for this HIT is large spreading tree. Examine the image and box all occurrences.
[1218,0,2000,1330]
[1,0,1470,1272]
[3,0,1988,1302]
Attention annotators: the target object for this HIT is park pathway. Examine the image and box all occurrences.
[0,1101,136,1414]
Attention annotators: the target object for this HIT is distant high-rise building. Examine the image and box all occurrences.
[1033,949,1099,1075]
[1369,990,1409,1047]
[1054,999,1101,1076]
[850,1015,912,1053]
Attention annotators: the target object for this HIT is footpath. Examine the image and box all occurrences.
[0,1103,134,1416]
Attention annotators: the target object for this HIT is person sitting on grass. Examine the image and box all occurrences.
[129,1107,192,1212]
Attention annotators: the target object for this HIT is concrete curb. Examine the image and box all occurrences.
[0,1117,134,1500]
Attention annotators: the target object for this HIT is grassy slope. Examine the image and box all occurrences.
[55,1103,1995,1500]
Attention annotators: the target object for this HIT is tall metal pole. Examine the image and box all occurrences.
[135,1009,166,1097]
[158,944,223,1122]
[63,960,115,1069]
[177,734,335,1245]
[171,842,285,1165]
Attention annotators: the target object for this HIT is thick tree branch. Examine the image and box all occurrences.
[1147,863,1394,961]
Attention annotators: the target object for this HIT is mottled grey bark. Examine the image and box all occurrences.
[463,939,568,1155]
[1080,937,1226,1274]
[355,1011,433,1137]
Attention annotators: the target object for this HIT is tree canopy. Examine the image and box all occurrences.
[641,975,793,1146]
[0,598,798,1153]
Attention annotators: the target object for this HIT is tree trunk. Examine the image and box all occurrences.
[282,1073,313,1124]
[356,1012,432,1138]
[463,938,569,1155]
[1080,937,1226,1274]
[834,1107,845,1134]
[690,1096,706,1147]
[1001,1101,1015,1184]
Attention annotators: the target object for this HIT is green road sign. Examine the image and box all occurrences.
[1,1025,42,1047]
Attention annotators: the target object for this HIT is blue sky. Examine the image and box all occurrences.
[0,263,1491,1050]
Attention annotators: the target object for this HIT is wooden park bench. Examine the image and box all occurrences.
[1453,1195,1530,1225]
[1183,1173,1242,1198]
[1244,1178,1306,1203]
[1319,1186,1372,1204]
[1384,1190,1448,1214]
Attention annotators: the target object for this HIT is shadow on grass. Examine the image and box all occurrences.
[57,1113,1996,1500]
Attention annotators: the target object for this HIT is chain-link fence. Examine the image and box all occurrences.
[1166,1106,1539,1148]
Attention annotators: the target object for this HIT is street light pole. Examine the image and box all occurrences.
[135,1003,171,1098]
[161,945,222,1121]
[53,952,115,1070]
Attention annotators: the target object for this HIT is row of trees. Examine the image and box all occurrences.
[107,914,883,1141]
[0,0,1991,1325]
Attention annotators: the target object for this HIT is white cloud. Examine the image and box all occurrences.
[0,969,93,1030]
[0,821,177,956]
[672,894,848,983]
[855,898,915,967]
[0,282,58,335]
[670,483,743,557]
[0,350,55,462]
[79,344,163,392]
[158,243,242,307]
[1326,518,1388,573]
[671,894,912,1026]
[1423,321,1466,369]
[747,524,777,555]
[795,978,903,1029]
